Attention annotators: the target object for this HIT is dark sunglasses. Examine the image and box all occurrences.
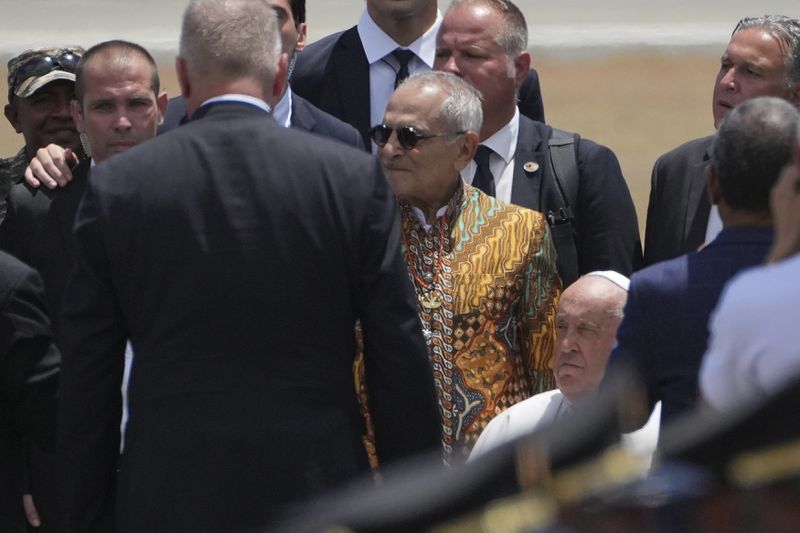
[11,51,81,95]
[369,124,465,150]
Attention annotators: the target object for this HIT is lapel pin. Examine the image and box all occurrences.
[523,161,539,173]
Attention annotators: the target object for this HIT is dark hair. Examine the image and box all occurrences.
[711,96,800,214]
[289,0,305,24]
[75,40,159,104]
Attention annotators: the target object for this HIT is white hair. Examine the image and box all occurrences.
[179,0,281,88]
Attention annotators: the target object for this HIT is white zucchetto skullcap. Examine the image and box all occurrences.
[583,270,630,291]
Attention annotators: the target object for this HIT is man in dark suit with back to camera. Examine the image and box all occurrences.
[158,0,364,149]
[291,0,545,149]
[609,96,797,432]
[55,0,440,531]
[643,15,800,266]
[433,0,641,286]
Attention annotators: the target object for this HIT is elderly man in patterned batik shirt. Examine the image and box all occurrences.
[374,71,560,462]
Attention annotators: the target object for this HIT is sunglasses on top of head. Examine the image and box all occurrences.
[14,51,81,86]
[369,124,465,150]
[10,51,82,101]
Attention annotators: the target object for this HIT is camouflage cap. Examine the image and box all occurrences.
[7,46,85,103]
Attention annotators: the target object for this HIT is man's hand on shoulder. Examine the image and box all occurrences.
[24,144,80,189]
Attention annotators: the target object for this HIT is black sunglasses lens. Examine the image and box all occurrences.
[370,125,392,146]
[16,52,80,86]
[396,127,422,150]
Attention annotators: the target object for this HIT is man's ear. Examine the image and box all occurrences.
[706,164,723,206]
[176,57,190,101]
[70,100,85,134]
[453,131,480,172]
[513,50,532,89]
[272,53,289,102]
[295,22,308,54]
[4,103,22,133]
[156,90,169,125]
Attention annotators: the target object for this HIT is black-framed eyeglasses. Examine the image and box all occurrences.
[10,51,81,96]
[369,124,465,150]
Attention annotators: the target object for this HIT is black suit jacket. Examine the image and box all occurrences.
[0,159,89,533]
[643,135,713,266]
[0,251,59,532]
[510,116,642,284]
[57,102,441,532]
[291,26,546,148]
[158,92,365,149]
[0,160,91,340]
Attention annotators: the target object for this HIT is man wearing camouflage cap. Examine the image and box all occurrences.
[1,47,85,226]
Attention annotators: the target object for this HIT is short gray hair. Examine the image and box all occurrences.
[402,71,483,135]
[447,0,528,57]
[179,0,281,87]
[734,15,800,87]
[711,96,800,214]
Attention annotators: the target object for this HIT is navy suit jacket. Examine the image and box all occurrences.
[609,227,773,428]
[643,135,713,266]
[291,26,546,148]
[509,116,642,285]
[158,92,365,149]
[57,102,440,532]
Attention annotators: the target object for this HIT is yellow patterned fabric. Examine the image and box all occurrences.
[401,181,561,463]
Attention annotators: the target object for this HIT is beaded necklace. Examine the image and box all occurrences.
[402,214,447,311]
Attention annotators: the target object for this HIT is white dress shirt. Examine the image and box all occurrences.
[272,88,293,128]
[704,205,723,245]
[700,253,800,411]
[357,8,442,140]
[200,93,271,113]
[460,109,520,204]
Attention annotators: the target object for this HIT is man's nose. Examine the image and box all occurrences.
[720,68,737,91]
[437,56,461,77]
[558,328,579,352]
[114,113,133,130]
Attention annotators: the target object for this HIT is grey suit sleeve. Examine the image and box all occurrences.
[56,178,126,531]
[355,158,441,464]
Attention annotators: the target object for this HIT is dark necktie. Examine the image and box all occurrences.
[392,49,416,89]
[473,145,496,196]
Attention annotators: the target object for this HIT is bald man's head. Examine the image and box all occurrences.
[553,273,628,404]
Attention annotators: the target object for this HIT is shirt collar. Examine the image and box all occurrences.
[357,8,442,67]
[199,94,271,114]
[480,107,519,164]
[272,88,292,128]
[402,179,466,232]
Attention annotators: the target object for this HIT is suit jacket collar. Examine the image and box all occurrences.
[684,135,714,249]
[290,93,317,133]
[334,27,372,144]
[191,100,271,122]
[704,226,774,250]
[510,115,548,211]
